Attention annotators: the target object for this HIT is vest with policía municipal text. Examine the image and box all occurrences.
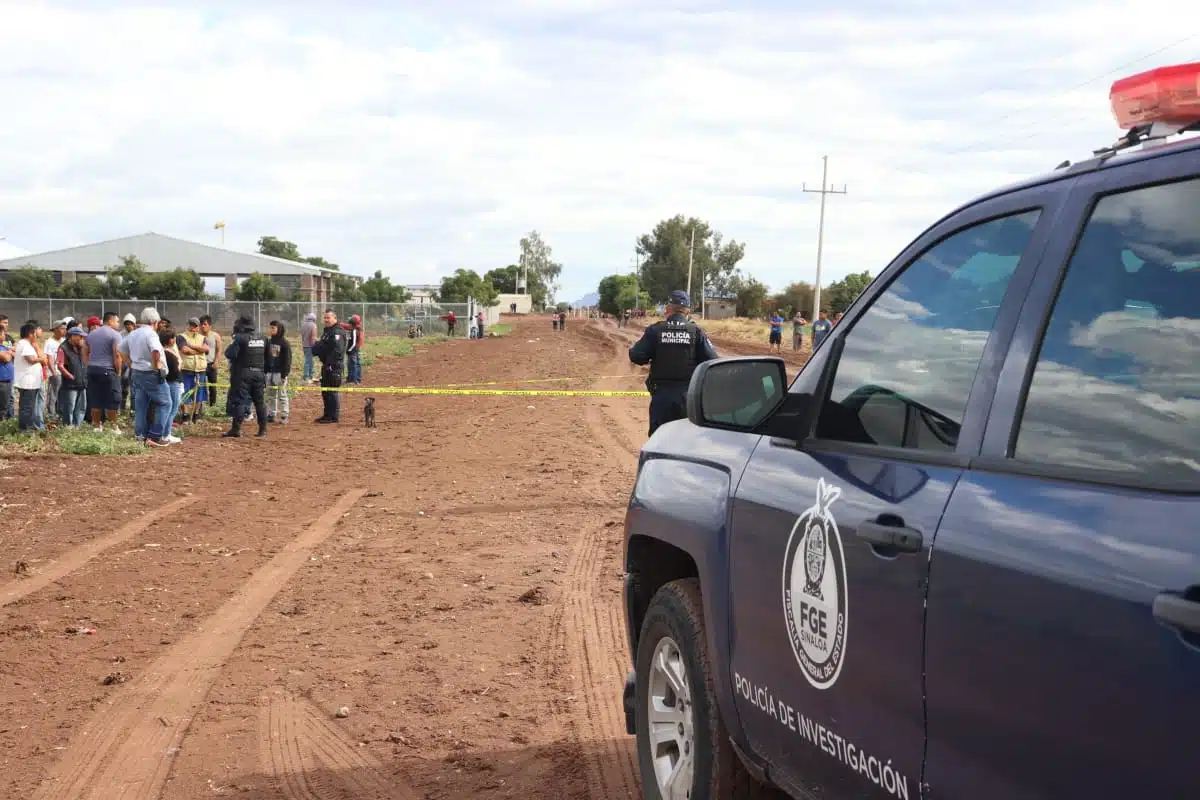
[649,319,699,384]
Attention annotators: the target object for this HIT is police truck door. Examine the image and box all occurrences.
[923,151,1200,800]
[726,186,1072,799]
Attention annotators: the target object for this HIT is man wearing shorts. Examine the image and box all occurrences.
[178,317,210,423]
[199,315,221,409]
[767,310,785,351]
[84,311,124,433]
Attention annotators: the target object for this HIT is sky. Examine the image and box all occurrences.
[0,1,1197,304]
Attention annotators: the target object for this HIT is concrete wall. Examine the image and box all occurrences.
[496,293,532,314]
[704,299,737,320]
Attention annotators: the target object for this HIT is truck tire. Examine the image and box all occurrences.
[635,578,781,800]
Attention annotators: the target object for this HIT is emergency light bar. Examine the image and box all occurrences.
[1110,62,1200,128]
[1090,62,1200,157]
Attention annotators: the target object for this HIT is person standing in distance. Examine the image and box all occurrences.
[628,290,718,436]
[222,315,268,438]
[311,308,346,424]
[811,309,833,350]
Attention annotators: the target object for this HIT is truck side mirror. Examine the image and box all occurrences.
[686,357,788,432]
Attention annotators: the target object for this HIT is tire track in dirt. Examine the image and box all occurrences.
[260,692,415,800]
[0,494,199,608]
[32,489,369,800]
[544,324,644,800]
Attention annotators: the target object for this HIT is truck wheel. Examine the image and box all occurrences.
[635,578,778,800]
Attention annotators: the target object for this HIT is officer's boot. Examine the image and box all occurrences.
[256,421,267,438]
[222,417,242,438]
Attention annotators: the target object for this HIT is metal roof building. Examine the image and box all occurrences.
[0,232,340,301]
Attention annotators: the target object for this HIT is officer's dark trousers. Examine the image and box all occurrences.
[648,386,688,436]
[232,369,267,432]
[320,367,342,421]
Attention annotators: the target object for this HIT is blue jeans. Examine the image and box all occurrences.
[17,387,45,431]
[132,370,171,441]
[59,386,88,426]
[347,350,362,383]
[302,347,314,381]
[168,381,183,431]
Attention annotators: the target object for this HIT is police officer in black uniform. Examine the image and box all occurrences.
[310,308,347,424]
[222,315,269,438]
[628,289,719,435]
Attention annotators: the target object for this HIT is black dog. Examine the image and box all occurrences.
[364,396,376,428]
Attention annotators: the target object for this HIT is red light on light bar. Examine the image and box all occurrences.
[1110,62,1200,129]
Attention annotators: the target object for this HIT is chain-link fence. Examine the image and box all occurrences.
[0,297,478,337]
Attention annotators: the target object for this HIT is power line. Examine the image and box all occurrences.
[940,32,1200,157]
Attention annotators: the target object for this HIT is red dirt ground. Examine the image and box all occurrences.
[0,315,660,800]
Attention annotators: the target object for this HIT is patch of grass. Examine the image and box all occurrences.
[694,317,812,343]
[485,323,513,337]
[55,428,148,455]
[359,334,449,367]
[0,418,145,456]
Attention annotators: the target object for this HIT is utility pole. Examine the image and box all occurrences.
[685,227,696,306]
[634,248,642,310]
[519,246,527,296]
[802,155,847,320]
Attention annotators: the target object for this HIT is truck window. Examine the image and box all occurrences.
[1015,176,1200,488]
[816,210,1041,451]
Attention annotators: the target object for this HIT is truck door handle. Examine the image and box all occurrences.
[857,520,923,553]
[1152,593,1200,635]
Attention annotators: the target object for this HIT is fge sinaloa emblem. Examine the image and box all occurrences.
[782,478,848,690]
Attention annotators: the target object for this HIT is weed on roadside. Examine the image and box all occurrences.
[0,419,144,456]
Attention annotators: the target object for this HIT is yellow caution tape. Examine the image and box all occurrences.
[200,382,646,398]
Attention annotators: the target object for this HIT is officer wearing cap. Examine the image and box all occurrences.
[628,289,719,435]
[222,315,269,438]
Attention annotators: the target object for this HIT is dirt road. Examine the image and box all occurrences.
[0,316,653,800]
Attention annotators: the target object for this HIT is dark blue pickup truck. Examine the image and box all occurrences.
[619,87,1200,799]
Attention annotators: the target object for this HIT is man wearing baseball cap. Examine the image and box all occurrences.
[628,289,719,435]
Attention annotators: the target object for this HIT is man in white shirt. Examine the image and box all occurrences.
[118,307,173,447]
[43,319,66,422]
[14,321,48,432]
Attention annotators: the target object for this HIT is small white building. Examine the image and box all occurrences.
[405,284,440,305]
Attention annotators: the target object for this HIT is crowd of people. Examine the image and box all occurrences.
[0,306,367,447]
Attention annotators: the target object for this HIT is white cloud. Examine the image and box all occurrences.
[0,1,1196,300]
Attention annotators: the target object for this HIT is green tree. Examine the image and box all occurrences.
[518,231,562,307]
[437,269,497,306]
[485,263,550,309]
[728,272,769,317]
[636,215,746,306]
[235,272,279,301]
[1,266,58,297]
[554,301,570,313]
[103,255,151,299]
[303,255,340,272]
[331,274,363,302]
[359,270,411,303]
[597,274,649,316]
[770,281,816,319]
[256,236,303,261]
[824,270,873,314]
[58,274,107,299]
[142,267,206,300]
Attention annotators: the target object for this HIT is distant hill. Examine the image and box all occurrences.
[573,292,599,307]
